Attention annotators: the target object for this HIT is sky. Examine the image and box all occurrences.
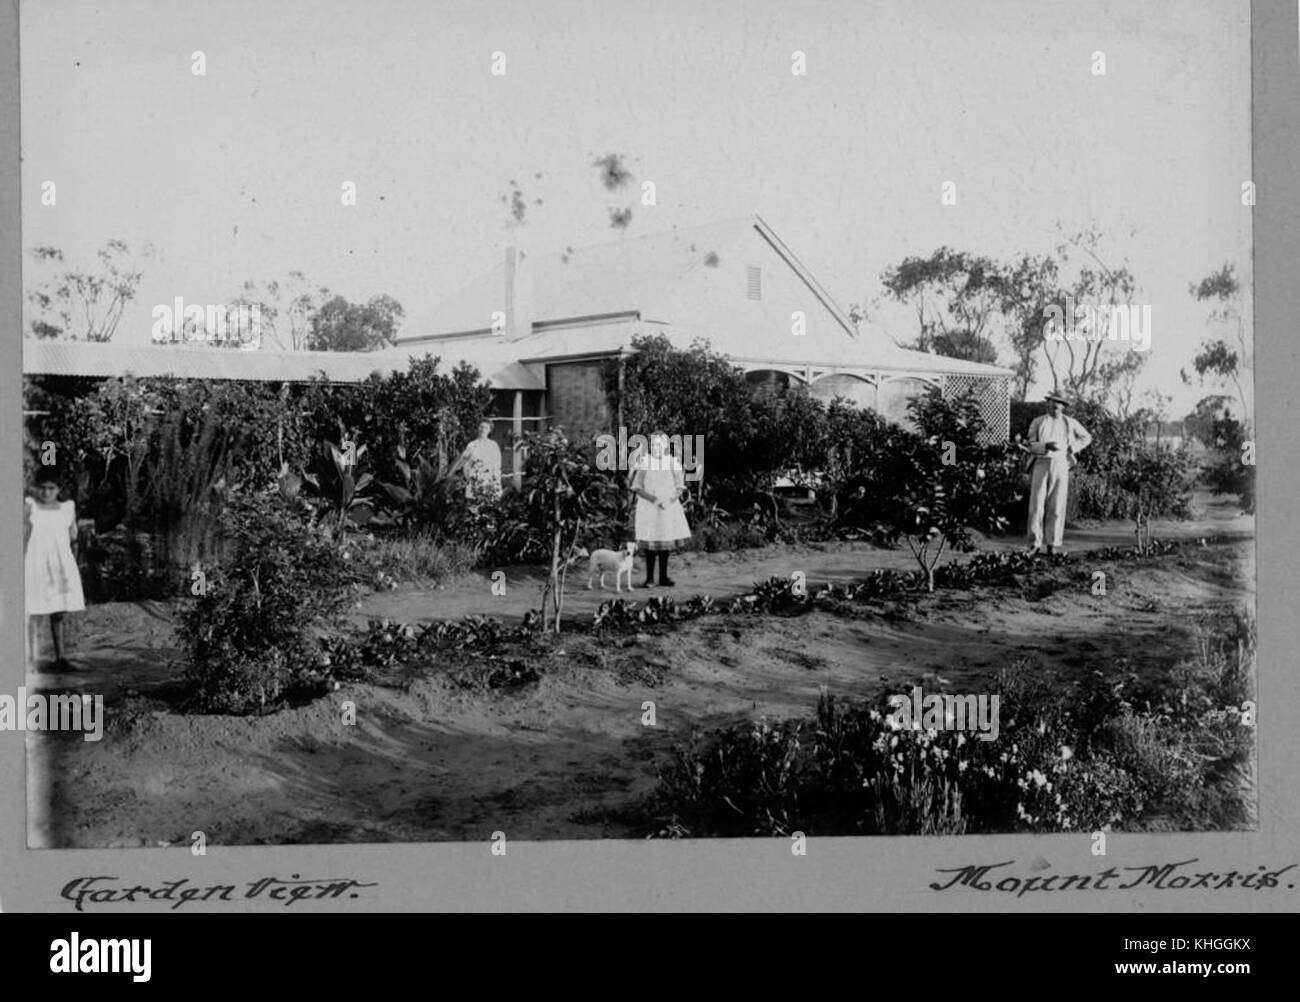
[20,0,1252,415]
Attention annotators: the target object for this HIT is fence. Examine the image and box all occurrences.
[942,374,1010,444]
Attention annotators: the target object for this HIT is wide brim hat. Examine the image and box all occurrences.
[1044,391,1071,407]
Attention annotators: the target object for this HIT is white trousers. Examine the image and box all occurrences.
[1027,459,1069,548]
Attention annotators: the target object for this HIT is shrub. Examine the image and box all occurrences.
[1201,414,1255,514]
[648,615,1255,837]
[1066,398,1198,524]
[347,531,475,587]
[652,717,807,837]
[879,388,1024,590]
[25,357,495,591]
[297,356,493,491]
[687,515,769,553]
[178,491,353,714]
[512,427,624,633]
[606,335,765,507]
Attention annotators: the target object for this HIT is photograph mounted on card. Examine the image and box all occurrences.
[0,0,1292,915]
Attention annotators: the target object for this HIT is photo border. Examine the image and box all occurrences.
[2,0,1296,912]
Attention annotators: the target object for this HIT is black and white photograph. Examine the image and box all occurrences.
[15,0,1257,853]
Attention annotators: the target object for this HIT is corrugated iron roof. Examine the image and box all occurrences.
[22,340,545,390]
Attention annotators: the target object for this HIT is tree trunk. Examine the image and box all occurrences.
[547,516,562,634]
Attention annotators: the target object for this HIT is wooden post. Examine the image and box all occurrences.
[616,352,625,432]
[512,389,524,491]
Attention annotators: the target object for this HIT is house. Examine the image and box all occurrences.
[24,215,1013,486]
[397,215,1013,476]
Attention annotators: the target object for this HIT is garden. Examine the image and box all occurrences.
[23,336,1256,845]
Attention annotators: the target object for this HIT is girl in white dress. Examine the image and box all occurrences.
[24,468,85,671]
[629,431,692,587]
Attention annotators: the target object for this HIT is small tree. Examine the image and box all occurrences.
[517,429,622,633]
[1184,263,1252,425]
[229,271,332,351]
[26,240,147,342]
[883,389,1022,591]
[1111,442,1199,553]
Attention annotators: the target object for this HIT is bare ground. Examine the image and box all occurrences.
[28,499,1254,848]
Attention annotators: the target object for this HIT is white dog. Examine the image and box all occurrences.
[576,541,637,592]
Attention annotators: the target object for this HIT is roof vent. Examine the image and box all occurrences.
[747,265,762,300]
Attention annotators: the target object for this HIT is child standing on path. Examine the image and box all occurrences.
[629,431,692,587]
[24,467,85,671]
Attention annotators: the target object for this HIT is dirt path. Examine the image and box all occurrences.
[353,492,1253,628]
[29,520,1254,847]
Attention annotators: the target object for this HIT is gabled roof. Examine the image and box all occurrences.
[404,217,744,337]
[404,215,859,340]
[402,215,1013,379]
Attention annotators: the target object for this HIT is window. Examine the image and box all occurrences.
[746,265,762,300]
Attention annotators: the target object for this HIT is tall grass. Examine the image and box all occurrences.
[350,531,476,588]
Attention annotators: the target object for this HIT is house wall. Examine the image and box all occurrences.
[645,225,897,365]
[546,360,612,444]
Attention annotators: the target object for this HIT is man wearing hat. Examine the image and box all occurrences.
[1022,391,1092,555]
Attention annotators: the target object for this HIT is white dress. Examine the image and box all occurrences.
[462,438,503,501]
[24,498,85,615]
[631,455,692,550]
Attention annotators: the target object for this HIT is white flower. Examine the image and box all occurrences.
[1059,745,1073,761]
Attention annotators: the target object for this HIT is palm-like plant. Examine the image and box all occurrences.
[375,441,454,529]
[294,418,378,531]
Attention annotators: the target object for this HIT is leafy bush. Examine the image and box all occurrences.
[178,491,354,714]
[25,356,495,591]
[881,388,1024,589]
[606,335,765,507]
[296,356,493,491]
[1201,414,1255,514]
[1064,398,1198,524]
[688,518,770,553]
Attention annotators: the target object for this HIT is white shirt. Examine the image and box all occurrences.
[1028,413,1092,461]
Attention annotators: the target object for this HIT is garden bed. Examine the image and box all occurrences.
[29,536,1254,846]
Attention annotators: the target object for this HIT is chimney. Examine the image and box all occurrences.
[504,243,534,339]
[504,246,517,336]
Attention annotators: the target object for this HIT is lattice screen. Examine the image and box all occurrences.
[942,374,1010,444]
